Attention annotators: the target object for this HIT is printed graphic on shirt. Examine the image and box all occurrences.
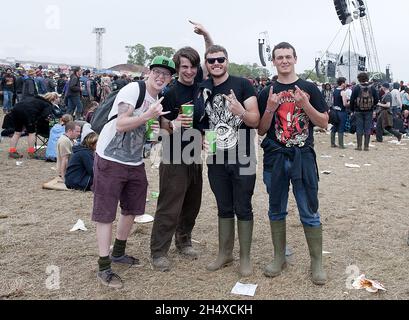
[104,99,151,162]
[275,90,310,147]
[206,93,243,150]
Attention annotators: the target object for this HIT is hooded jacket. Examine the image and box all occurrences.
[64,145,94,191]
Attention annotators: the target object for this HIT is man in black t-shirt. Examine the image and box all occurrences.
[197,45,260,277]
[258,42,328,285]
[150,21,213,272]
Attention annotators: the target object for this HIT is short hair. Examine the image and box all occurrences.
[173,46,201,71]
[43,92,60,103]
[205,45,228,59]
[272,42,297,59]
[81,132,98,149]
[357,72,369,83]
[65,121,79,133]
[337,77,347,86]
[60,114,73,125]
[392,82,400,90]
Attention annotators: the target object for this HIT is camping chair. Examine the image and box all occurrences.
[34,119,52,159]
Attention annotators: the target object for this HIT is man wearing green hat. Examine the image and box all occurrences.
[91,55,175,288]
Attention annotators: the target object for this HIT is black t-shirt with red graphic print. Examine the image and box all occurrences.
[258,78,328,148]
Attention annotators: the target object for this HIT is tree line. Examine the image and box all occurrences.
[126,44,271,79]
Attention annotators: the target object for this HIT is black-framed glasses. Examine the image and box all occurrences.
[152,68,172,78]
[206,57,227,64]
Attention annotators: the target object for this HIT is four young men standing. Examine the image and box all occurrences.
[92,24,330,287]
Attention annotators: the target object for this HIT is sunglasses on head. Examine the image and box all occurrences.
[206,57,227,64]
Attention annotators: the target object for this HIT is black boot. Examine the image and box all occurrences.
[355,134,363,151]
[330,131,337,148]
[363,134,370,151]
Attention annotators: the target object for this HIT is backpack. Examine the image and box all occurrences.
[356,84,374,111]
[90,81,146,134]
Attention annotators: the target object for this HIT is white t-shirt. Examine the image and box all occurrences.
[96,82,156,165]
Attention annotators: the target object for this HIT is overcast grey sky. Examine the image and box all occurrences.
[2,0,408,81]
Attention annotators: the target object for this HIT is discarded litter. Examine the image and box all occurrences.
[16,161,23,166]
[364,164,372,167]
[345,163,360,168]
[231,282,258,297]
[151,191,159,199]
[322,251,332,254]
[349,157,354,160]
[134,214,154,224]
[320,170,332,175]
[339,154,346,158]
[320,155,332,158]
[70,219,87,232]
[346,142,355,146]
[352,274,386,293]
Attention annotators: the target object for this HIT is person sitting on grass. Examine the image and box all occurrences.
[65,131,98,191]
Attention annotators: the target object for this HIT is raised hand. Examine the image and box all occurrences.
[223,89,245,116]
[145,97,170,120]
[294,85,310,107]
[266,86,281,113]
[189,20,208,36]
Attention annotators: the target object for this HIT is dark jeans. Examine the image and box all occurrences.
[150,163,203,258]
[263,158,321,227]
[376,113,401,142]
[66,95,83,116]
[331,110,347,133]
[355,111,373,135]
[207,163,256,221]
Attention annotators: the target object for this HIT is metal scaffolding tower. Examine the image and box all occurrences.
[92,27,106,70]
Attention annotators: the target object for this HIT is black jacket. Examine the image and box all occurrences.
[64,145,94,191]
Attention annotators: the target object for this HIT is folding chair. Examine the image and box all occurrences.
[34,119,51,160]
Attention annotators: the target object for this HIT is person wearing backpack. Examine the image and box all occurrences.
[349,72,379,151]
[91,56,176,289]
[330,77,349,148]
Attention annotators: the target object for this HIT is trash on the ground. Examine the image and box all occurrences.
[346,142,355,146]
[70,219,87,232]
[134,214,154,224]
[345,163,360,168]
[151,191,159,199]
[51,167,56,171]
[322,251,332,254]
[231,282,258,297]
[0,214,9,219]
[364,164,372,166]
[369,144,376,147]
[320,155,332,158]
[16,161,23,166]
[352,274,386,293]
[348,208,357,211]
[339,154,346,158]
[146,198,150,202]
[320,170,332,175]
[349,157,354,160]
[191,239,201,244]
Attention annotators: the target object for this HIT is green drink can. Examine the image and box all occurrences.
[146,119,156,141]
[205,130,217,154]
[181,104,194,127]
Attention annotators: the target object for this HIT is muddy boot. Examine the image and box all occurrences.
[355,134,363,151]
[264,220,286,277]
[175,233,198,259]
[363,134,370,151]
[206,217,234,271]
[330,131,337,147]
[303,224,327,285]
[237,220,253,277]
[338,133,345,149]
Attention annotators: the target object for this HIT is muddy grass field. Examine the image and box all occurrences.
[0,122,408,300]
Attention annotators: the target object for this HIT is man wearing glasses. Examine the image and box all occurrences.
[150,21,213,272]
[91,56,175,288]
[198,45,260,277]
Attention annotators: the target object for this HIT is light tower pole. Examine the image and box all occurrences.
[92,27,106,70]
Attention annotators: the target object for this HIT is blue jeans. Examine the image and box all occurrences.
[67,95,83,116]
[355,111,373,135]
[263,162,321,227]
[2,90,14,112]
[208,163,256,221]
[331,110,347,133]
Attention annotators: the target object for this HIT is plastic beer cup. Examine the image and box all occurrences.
[181,104,194,127]
[146,119,156,141]
[205,130,217,154]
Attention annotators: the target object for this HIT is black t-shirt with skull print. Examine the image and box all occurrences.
[204,75,257,157]
[258,78,328,148]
